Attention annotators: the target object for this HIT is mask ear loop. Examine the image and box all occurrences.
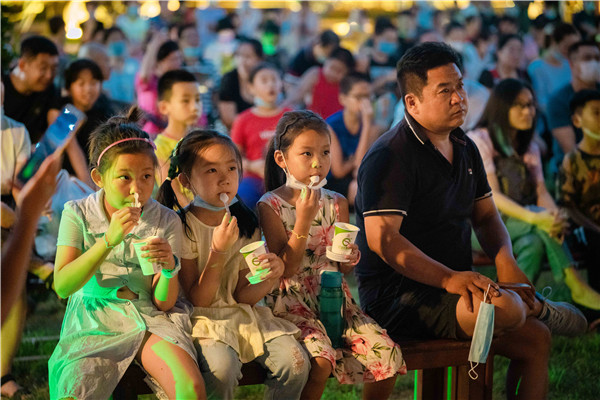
[469,283,493,380]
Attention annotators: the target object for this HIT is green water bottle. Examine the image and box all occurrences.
[320,271,344,348]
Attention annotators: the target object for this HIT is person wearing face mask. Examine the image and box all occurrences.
[360,17,400,96]
[102,27,139,104]
[528,23,580,114]
[178,24,203,67]
[230,63,291,209]
[287,29,340,78]
[560,90,600,299]
[547,40,600,177]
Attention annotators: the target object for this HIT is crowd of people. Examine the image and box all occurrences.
[1,1,599,399]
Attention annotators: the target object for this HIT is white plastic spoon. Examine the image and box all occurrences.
[308,175,319,188]
[220,193,230,215]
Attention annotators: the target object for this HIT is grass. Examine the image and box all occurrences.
[8,281,600,400]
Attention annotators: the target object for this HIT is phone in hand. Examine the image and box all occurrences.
[17,104,86,184]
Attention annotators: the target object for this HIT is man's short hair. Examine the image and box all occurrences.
[157,69,197,101]
[552,23,578,44]
[157,40,179,62]
[568,40,599,58]
[396,41,462,103]
[328,47,355,71]
[569,89,600,115]
[20,35,58,59]
[318,29,340,48]
[339,72,370,95]
[64,59,104,88]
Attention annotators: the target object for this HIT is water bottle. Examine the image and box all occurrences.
[320,271,344,348]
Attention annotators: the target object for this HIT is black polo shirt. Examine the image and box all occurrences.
[354,112,492,306]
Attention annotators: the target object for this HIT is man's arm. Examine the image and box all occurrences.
[364,213,498,311]
[2,151,62,323]
[471,196,532,285]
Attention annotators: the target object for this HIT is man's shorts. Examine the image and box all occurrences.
[361,279,461,341]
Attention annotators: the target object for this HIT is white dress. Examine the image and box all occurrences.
[48,190,196,400]
[181,210,300,363]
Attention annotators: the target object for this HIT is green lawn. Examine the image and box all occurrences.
[10,287,600,400]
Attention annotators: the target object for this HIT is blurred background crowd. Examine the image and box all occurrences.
[0,1,599,397]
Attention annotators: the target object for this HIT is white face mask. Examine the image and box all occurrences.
[281,154,327,190]
[578,60,600,83]
[583,127,600,141]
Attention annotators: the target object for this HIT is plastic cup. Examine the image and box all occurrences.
[239,240,268,276]
[331,222,360,255]
[133,236,158,275]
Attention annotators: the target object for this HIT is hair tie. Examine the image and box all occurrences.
[96,137,157,167]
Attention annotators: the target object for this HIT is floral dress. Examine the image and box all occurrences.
[258,189,407,383]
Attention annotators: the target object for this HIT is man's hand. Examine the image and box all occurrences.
[17,151,63,217]
[443,271,500,312]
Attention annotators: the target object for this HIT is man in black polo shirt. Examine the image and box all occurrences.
[2,35,60,144]
[355,42,587,399]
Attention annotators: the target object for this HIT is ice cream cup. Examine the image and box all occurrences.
[239,240,268,276]
[133,236,158,275]
[331,222,360,255]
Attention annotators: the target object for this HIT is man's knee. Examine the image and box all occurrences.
[493,289,527,331]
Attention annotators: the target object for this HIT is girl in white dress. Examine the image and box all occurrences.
[48,108,205,399]
[157,130,310,400]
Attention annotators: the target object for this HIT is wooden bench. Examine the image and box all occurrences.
[114,339,493,400]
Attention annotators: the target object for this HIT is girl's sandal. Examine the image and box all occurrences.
[0,374,31,400]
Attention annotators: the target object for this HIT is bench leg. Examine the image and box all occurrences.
[416,360,493,400]
[416,368,445,400]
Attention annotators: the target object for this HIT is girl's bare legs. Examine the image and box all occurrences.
[363,375,397,400]
[137,333,206,399]
[300,356,332,400]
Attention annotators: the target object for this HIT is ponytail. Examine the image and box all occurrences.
[156,130,259,240]
[264,138,286,192]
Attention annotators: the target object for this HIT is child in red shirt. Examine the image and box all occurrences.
[282,47,355,119]
[231,63,290,209]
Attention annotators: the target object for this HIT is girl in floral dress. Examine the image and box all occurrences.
[258,110,406,400]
